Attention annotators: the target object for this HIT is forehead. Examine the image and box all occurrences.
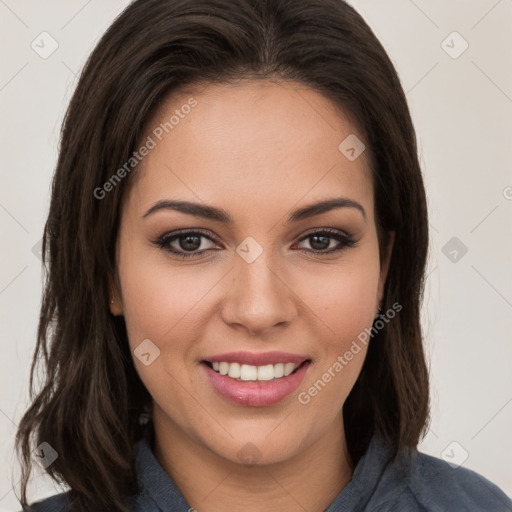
[125,79,374,224]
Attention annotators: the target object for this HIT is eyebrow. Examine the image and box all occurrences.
[142,197,366,223]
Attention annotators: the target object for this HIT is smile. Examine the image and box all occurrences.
[200,352,312,407]
[205,361,301,381]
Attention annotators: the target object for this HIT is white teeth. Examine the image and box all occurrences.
[219,362,229,375]
[240,364,258,381]
[284,362,296,377]
[274,363,284,378]
[257,364,274,381]
[209,361,303,381]
[228,362,241,379]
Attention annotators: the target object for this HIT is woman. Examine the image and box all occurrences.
[15,0,512,511]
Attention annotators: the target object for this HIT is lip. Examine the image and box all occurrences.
[202,351,309,366]
[201,359,311,407]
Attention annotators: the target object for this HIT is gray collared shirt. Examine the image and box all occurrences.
[25,434,512,511]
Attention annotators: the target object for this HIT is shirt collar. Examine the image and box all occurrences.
[134,433,411,511]
[326,435,413,511]
[134,435,191,511]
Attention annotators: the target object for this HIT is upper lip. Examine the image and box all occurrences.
[202,351,310,366]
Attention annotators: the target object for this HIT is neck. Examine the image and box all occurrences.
[153,411,354,512]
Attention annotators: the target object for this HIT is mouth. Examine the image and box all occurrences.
[200,355,312,407]
[202,359,310,381]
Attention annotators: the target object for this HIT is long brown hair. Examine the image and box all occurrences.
[16,0,430,510]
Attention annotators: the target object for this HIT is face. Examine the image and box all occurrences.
[112,79,393,466]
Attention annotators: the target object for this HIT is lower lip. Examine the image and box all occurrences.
[201,361,310,407]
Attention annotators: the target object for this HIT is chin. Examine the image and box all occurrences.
[203,424,312,468]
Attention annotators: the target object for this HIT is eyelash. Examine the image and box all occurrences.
[152,228,357,259]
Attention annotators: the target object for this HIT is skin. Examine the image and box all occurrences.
[110,79,394,512]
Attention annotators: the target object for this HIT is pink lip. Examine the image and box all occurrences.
[201,360,311,407]
[202,351,309,366]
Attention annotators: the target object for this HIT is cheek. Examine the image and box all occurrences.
[295,248,381,342]
[117,237,218,347]
[117,245,207,415]
[293,246,380,405]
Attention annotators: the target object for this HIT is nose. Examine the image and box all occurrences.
[220,250,297,336]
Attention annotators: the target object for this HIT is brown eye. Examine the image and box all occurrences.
[295,229,356,255]
[153,230,220,258]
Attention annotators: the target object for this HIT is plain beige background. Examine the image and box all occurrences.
[1,0,511,510]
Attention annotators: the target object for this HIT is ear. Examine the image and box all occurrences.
[108,273,123,316]
[377,231,395,304]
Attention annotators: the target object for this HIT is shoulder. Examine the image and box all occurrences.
[20,436,170,512]
[395,450,512,512]
[20,491,72,512]
[21,490,152,512]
